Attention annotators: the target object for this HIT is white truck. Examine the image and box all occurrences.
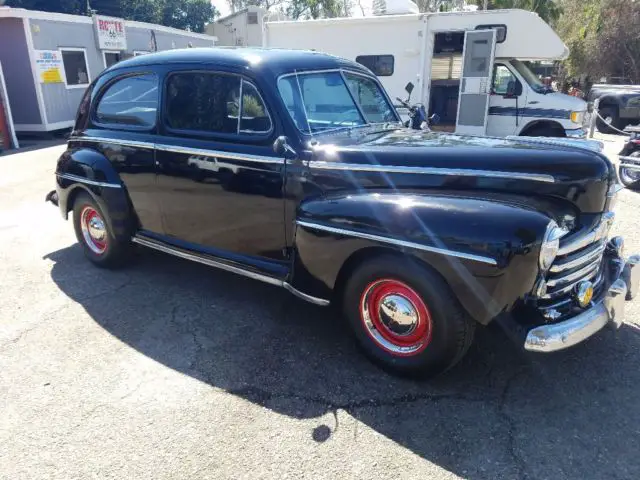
[262,7,587,138]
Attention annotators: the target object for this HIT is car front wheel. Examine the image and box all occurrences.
[343,255,475,377]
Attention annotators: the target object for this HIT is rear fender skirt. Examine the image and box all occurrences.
[290,192,550,325]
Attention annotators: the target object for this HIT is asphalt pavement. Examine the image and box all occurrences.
[1,136,639,480]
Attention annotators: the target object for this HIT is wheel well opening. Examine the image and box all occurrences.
[332,247,453,306]
[520,120,565,137]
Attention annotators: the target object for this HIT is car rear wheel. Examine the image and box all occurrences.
[342,255,475,377]
[72,192,130,268]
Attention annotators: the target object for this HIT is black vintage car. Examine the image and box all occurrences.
[47,48,640,377]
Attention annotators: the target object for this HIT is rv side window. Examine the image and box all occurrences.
[95,74,159,128]
[475,25,507,43]
[355,55,394,77]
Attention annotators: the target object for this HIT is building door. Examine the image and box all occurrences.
[455,29,497,136]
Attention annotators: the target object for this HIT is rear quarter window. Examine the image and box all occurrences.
[95,74,159,128]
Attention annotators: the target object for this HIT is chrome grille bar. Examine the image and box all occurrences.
[546,258,601,288]
[550,241,606,273]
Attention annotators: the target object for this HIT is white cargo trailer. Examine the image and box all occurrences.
[263,8,587,138]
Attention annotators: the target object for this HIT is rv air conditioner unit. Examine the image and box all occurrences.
[372,0,419,15]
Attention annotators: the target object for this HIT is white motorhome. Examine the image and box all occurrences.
[263,7,587,138]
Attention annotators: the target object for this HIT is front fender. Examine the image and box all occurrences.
[291,192,551,325]
[55,148,134,241]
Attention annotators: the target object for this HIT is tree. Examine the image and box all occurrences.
[5,0,217,32]
[4,0,83,14]
[473,0,562,24]
[286,0,349,19]
[557,0,640,83]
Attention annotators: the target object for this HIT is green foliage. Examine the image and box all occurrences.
[473,0,562,24]
[557,0,640,83]
[4,0,218,32]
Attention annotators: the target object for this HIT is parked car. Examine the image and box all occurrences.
[46,48,639,377]
[618,125,640,189]
[588,83,640,133]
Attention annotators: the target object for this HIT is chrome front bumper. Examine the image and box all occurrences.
[525,254,640,352]
[565,127,587,138]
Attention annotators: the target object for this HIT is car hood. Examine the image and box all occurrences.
[304,127,613,216]
[543,92,587,111]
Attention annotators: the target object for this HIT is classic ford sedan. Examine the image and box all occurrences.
[47,48,639,377]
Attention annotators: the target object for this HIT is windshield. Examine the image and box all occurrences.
[277,70,399,134]
[511,60,550,94]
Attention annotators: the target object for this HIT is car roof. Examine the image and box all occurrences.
[109,47,372,78]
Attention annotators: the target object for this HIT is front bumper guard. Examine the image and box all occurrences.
[525,253,640,352]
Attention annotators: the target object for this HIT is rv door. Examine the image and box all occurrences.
[455,29,497,136]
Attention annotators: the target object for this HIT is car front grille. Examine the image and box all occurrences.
[537,214,614,318]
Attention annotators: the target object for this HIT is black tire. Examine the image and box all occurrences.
[619,152,640,189]
[596,106,621,134]
[523,126,562,137]
[342,255,475,378]
[72,192,131,268]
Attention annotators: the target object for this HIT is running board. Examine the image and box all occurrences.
[132,235,330,307]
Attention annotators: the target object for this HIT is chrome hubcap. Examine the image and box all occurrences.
[80,207,107,254]
[378,294,419,336]
[359,279,432,356]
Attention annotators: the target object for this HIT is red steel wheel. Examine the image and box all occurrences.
[80,206,107,255]
[359,278,433,357]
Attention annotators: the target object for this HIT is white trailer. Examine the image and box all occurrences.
[263,8,587,138]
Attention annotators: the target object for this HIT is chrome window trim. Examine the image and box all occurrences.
[308,161,556,183]
[56,172,122,188]
[238,78,274,135]
[296,220,498,266]
[132,235,330,306]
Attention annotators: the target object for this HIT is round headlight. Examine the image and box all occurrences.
[540,221,566,271]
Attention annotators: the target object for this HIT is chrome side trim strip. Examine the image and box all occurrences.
[69,136,283,165]
[132,235,331,306]
[283,283,331,306]
[132,235,283,286]
[296,220,498,266]
[155,143,284,165]
[308,161,555,183]
[56,172,122,188]
[69,136,154,150]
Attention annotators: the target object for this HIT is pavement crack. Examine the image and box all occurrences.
[226,384,487,413]
[75,276,134,303]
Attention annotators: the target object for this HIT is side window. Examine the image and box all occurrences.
[492,64,516,95]
[60,48,90,88]
[239,81,272,133]
[96,74,159,127]
[165,72,270,135]
[344,72,396,123]
[355,55,394,77]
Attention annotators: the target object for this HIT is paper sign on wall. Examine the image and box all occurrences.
[34,50,63,84]
[94,15,127,50]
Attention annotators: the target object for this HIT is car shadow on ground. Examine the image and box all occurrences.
[45,244,640,479]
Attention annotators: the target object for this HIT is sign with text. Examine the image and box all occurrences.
[94,15,127,50]
[34,50,63,83]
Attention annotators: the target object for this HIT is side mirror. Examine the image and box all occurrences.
[504,80,522,99]
[273,136,297,160]
[405,82,414,95]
